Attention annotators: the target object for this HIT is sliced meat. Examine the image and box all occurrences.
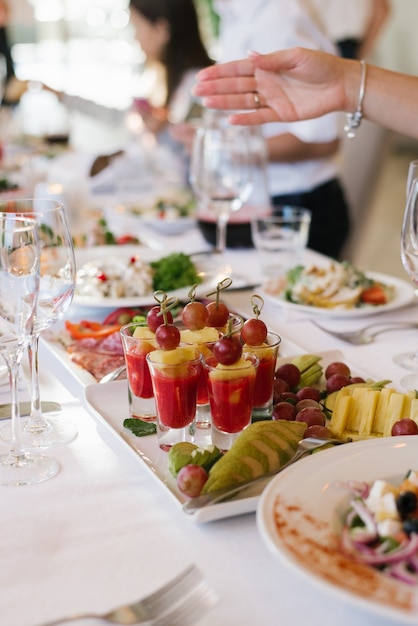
[68,346,126,382]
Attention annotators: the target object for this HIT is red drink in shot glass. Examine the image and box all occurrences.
[147,346,201,451]
[203,353,259,451]
[120,323,157,421]
[243,332,281,420]
[180,326,220,429]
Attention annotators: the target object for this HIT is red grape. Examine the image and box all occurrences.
[349,376,366,384]
[147,306,173,332]
[272,402,297,421]
[213,336,243,365]
[241,318,268,346]
[275,363,301,389]
[325,361,351,380]
[279,391,298,405]
[176,464,208,497]
[295,399,322,412]
[296,387,321,402]
[326,374,351,394]
[155,324,180,350]
[273,378,290,404]
[206,301,229,327]
[303,425,333,439]
[391,418,418,436]
[181,301,209,331]
[295,407,326,427]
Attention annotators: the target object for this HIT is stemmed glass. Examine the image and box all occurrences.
[393,161,418,381]
[189,109,253,280]
[0,212,59,485]
[0,199,77,448]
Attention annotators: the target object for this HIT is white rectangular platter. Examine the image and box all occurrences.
[83,349,370,524]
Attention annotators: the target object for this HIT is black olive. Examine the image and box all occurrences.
[403,518,418,535]
[396,491,418,518]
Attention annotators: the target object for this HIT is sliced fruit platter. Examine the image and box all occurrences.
[70,287,417,522]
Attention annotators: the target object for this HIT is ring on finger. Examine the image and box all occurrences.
[252,91,261,108]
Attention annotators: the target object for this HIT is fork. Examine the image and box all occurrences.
[183,436,351,513]
[311,320,418,345]
[36,564,217,626]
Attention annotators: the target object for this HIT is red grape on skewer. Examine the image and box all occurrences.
[206,278,231,327]
[241,294,268,346]
[152,291,180,350]
[182,285,209,331]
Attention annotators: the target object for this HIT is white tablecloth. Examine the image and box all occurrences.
[2,232,418,626]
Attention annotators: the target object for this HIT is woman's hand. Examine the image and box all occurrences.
[194,47,351,126]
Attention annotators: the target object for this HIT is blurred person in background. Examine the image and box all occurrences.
[128,0,214,136]
[184,0,351,258]
[305,0,390,60]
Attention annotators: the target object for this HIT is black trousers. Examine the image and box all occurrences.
[271,178,351,260]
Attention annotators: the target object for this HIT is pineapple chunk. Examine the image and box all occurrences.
[372,387,396,434]
[133,326,155,340]
[382,392,407,437]
[357,389,380,437]
[180,327,219,344]
[409,398,418,424]
[210,357,255,381]
[243,342,272,360]
[149,346,197,365]
[329,392,351,436]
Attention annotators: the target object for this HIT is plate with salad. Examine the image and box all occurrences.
[257,436,418,623]
[260,261,415,318]
[73,245,209,308]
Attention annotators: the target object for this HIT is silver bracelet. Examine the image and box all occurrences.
[344,59,367,139]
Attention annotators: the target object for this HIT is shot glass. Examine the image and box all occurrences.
[203,353,259,451]
[146,348,201,451]
[251,207,311,277]
[120,323,157,422]
[242,332,281,420]
[180,327,220,430]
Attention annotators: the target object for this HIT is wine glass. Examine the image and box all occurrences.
[189,109,253,281]
[0,212,59,485]
[0,199,77,448]
[393,176,418,387]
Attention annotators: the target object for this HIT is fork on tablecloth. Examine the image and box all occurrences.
[35,564,218,626]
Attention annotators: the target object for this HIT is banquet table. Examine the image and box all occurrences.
[2,224,418,626]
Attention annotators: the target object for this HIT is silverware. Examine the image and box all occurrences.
[35,564,217,626]
[183,436,351,513]
[99,364,127,384]
[0,401,61,420]
[311,320,418,345]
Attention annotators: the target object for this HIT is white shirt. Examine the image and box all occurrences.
[214,0,340,196]
[304,0,373,42]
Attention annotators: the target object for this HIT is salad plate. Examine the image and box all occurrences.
[260,271,415,319]
[257,436,418,623]
[73,245,215,308]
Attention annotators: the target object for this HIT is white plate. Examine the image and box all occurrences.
[82,350,373,524]
[144,217,196,236]
[261,272,415,318]
[257,436,418,623]
[73,244,213,308]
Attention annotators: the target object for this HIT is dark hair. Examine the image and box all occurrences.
[129,0,213,106]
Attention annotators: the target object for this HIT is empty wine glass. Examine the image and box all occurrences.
[0,212,59,485]
[394,177,418,387]
[190,109,253,281]
[0,199,77,448]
